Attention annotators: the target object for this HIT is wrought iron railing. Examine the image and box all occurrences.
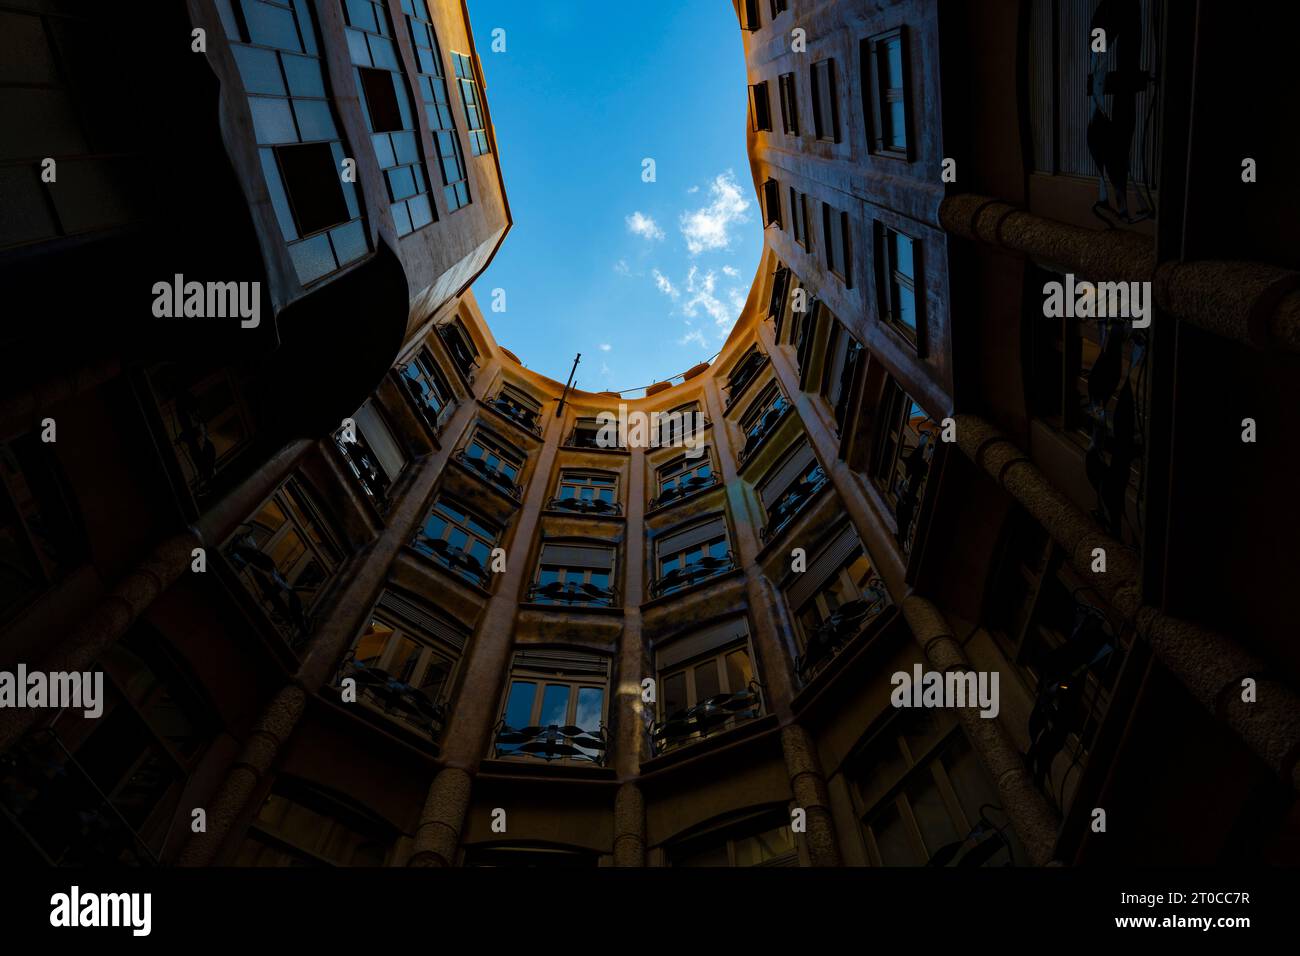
[487,395,542,435]
[724,353,768,409]
[794,584,889,683]
[226,530,315,647]
[760,466,828,544]
[333,652,446,742]
[334,433,391,505]
[453,449,523,499]
[437,325,478,381]
[410,533,491,587]
[893,431,934,556]
[648,472,718,510]
[649,681,763,756]
[651,552,735,598]
[526,579,618,607]
[738,395,791,465]
[546,495,623,516]
[396,364,453,433]
[493,720,608,765]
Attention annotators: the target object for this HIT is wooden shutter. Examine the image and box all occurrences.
[513,648,609,677]
[658,516,727,557]
[657,617,750,672]
[377,590,468,651]
[540,543,614,570]
[785,523,862,610]
[760,442,817,509]
[355,401,406,481]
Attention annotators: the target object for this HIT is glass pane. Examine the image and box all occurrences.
[539,684,569,728]
[249,97,297,144]
[724,649,753,693]
[885,37,904,87]
[693,659,720,703]
[905,772,962,857]
[353,619,392,665]
[575,687,603,731]
[388,635,420,683]
[870,803,919,865]
[503,681,535,728]
[663,672,687,716]
[282,54,325,97]
[232,45,286,95]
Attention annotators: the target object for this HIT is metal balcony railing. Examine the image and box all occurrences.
[546,495,622,516]
[333,652,446,742]
[453,449,523,499]
[651,552,735,598]
[226,531,314,647]
[738,395,791,465]
[527,580,618,607]
[486,395,542,435]
[648,472,718,510]
[649,681,763,756]
[760,466,828,544]
[410,533,491,588]
[493,720,608,765]
[334,433,391,505]
[794,584,889,683]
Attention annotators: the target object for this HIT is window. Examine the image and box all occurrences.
[725,346,768,408]
[488,383,541,434]
[398,347,455,431]
[785,188,807,250]
[451,51,489,155]
[402,0,471,210]
[438,318,479,380]
[0,626,213,866]
[652,618,759,754]
[738,381,791,464]
[863,29,911,157]
[551,470,620,514]
[793,297,821,377]
[151,364,254,500]
[739,0,761,31]
[458,427,523,496]
[852,709,1022,866]
[236,779,395,866]
[810,58,840,142]
[413,496,499,586]
[785,524,887,681]
[871,378,936,555]
[658,402,706,448]
[229,0,369,283]
[822,202,852,286]
[335,591,464,739]
[0,431,85,622]
[762,178,782,228]
[758,441,828,543]
[769,0,789,20]
[671,811,796,866]
[333,399,406,506]
[227,477,341,644]
[875,222,920,345]
[568,416,622,450]
[749,81,772,131]
[495,650,609,764]
[652,450,716,509]
[530,542,616,606]
[778,71,799,135]
[819,318,864,434]
[653,515,732,597]
[342,0,434,235]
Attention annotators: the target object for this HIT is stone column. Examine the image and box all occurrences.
[612,782,646,867]
[408,767,472,867]
[780,723,841,866]
[0,533,197,753]
[901,596,1062,866]
[177,684,307,866]
[955,413,1300,790]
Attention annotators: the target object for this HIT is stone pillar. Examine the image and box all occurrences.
[177,684,307,866]
[901,596,1062,866]
[780,723,841,866]
[409,767,472,867]
[955,413,1300,790]
[612,782,645,867]
[0,533,196,753]
[938,193,1300,352]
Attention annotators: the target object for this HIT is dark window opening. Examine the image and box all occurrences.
[358,66,403,133]
[274,142,349,237]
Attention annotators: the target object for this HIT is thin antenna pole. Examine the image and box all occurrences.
[556,353,581,417]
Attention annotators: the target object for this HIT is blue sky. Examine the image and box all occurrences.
[466,1,761,396]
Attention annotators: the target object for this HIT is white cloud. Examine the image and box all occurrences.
[678,328,708,348]
[686,185,700,194]
[599,343,612,352]
[652,268,679,300]
[679,170,750,256]
[613,258,631,276]
[681,266,737,332]
[722,265,740,278]
[625,211,665,241]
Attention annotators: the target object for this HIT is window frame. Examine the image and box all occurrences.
[863,28,913,160]
[810,58,840,143]
[875,221,922,349]
[777,71,799,135]
[749,80,772,132]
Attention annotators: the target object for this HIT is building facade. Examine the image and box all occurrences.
[1,0,1296,868]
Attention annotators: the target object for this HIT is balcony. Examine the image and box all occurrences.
[437,324,478,382]
[225,534,313,647]
[649,682,763,756]
[546,495,622,517]
[651,551,735,598]
[794,584,889,684]
[486,394,542,436]
[738,395,792,465]
[332,652,446,743]
[527,580,618,607]
[395,363,453,433]
[333,433,391,506]
[453,448,522,500]
[724,351,768,410]
[760,465,829,544]
[648,472,718,510]
[493,720,608,765]
[410,533,491,588]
